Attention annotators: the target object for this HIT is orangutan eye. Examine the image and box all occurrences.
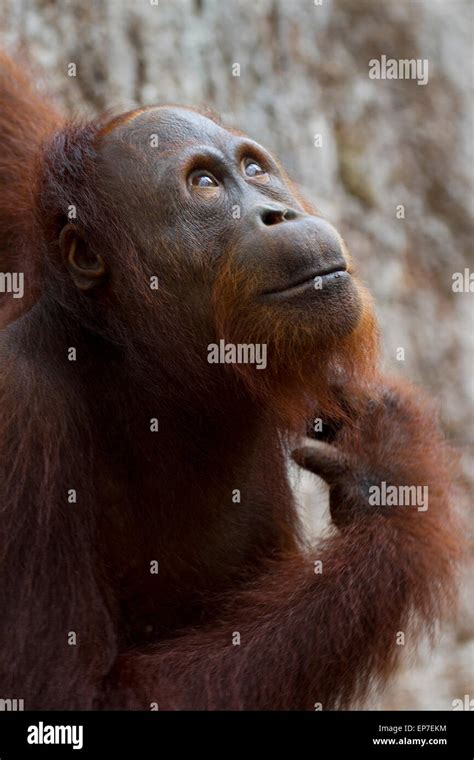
[242,158,269,182]
[189,171,219,188]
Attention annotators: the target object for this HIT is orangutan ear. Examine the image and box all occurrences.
[59,224,106,291]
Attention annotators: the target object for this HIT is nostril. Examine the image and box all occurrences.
[261,209,285,226]
[260,207,296,226]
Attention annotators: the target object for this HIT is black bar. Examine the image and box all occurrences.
[0,710,472,758]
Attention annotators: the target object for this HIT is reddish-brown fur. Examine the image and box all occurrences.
[0,53,459,710]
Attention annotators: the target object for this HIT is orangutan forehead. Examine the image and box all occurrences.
[101,106,239,155]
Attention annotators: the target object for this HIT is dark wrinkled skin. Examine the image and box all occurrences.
[97,107,360,340]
